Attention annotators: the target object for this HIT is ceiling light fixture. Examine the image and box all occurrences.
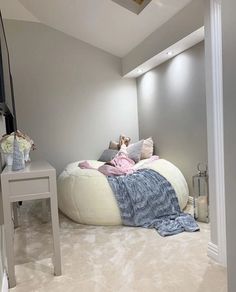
[137,69,143,74]
[167,51,174,56]
[133,0,145,5]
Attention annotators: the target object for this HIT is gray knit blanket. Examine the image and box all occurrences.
[107,169,199,236]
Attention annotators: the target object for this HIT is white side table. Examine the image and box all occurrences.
[0,161,62,288]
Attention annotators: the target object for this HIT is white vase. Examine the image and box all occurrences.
[24,149,31,162]
[4,153,13,166]
[3,150,30,166]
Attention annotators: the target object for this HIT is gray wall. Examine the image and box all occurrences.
[136,42,207,195]
[4,20,139,174]
[222,0,236,290]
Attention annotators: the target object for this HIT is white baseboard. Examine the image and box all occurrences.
[208,241,219,262]
[188,197,220,263]
[1,270,8,292]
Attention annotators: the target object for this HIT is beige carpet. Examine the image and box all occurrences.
[10,201,227,292]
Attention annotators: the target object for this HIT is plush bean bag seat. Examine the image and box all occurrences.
[57,159,189,225]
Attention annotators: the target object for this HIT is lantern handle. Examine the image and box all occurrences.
[197,162,208,176]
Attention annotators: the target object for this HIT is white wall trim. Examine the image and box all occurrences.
[208,241,219,262]
[1,270,8,292]
[205,0,227,266]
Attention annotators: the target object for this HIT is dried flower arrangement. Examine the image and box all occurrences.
[0,130,35,165]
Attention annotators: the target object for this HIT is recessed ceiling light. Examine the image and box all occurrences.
[167,51,174,56]
[137,69,143,74]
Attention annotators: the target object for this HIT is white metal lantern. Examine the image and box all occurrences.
[192,163,209,223]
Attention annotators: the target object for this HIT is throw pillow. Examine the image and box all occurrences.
[141,137,154,159]
[127,140,144,163]
[98,149,118,162]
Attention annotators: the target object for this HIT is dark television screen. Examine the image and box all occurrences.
[0,11,14,116]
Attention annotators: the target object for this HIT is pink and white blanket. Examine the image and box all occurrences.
[79,144,159,176]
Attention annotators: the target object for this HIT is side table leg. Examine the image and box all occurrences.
[13,203,19,228]
[3,202,16,287]
[49,174,62,276]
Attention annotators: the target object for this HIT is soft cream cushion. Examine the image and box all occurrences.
[141,137,154,159]
[57,159,189,225]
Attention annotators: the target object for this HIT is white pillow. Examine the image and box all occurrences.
[141,137,154,159]
[127,140,144,163]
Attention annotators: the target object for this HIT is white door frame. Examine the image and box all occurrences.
[205,0,227,266]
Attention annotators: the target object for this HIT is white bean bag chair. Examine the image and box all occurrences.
[57,159,189,225]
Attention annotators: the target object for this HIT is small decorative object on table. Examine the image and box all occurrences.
[192,163,209,223]
[12,133,25,171]
[0,130,35,168]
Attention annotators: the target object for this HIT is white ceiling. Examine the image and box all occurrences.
[0,0,192,57]
[0,0,39,22]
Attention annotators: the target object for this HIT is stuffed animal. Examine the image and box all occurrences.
[119,134,131,148]
[109,134,131,150]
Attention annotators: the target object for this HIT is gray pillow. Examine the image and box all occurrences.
[98,149,118,162]
[127,140,144,163]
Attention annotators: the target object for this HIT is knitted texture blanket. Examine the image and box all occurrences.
[107,169,199,236]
